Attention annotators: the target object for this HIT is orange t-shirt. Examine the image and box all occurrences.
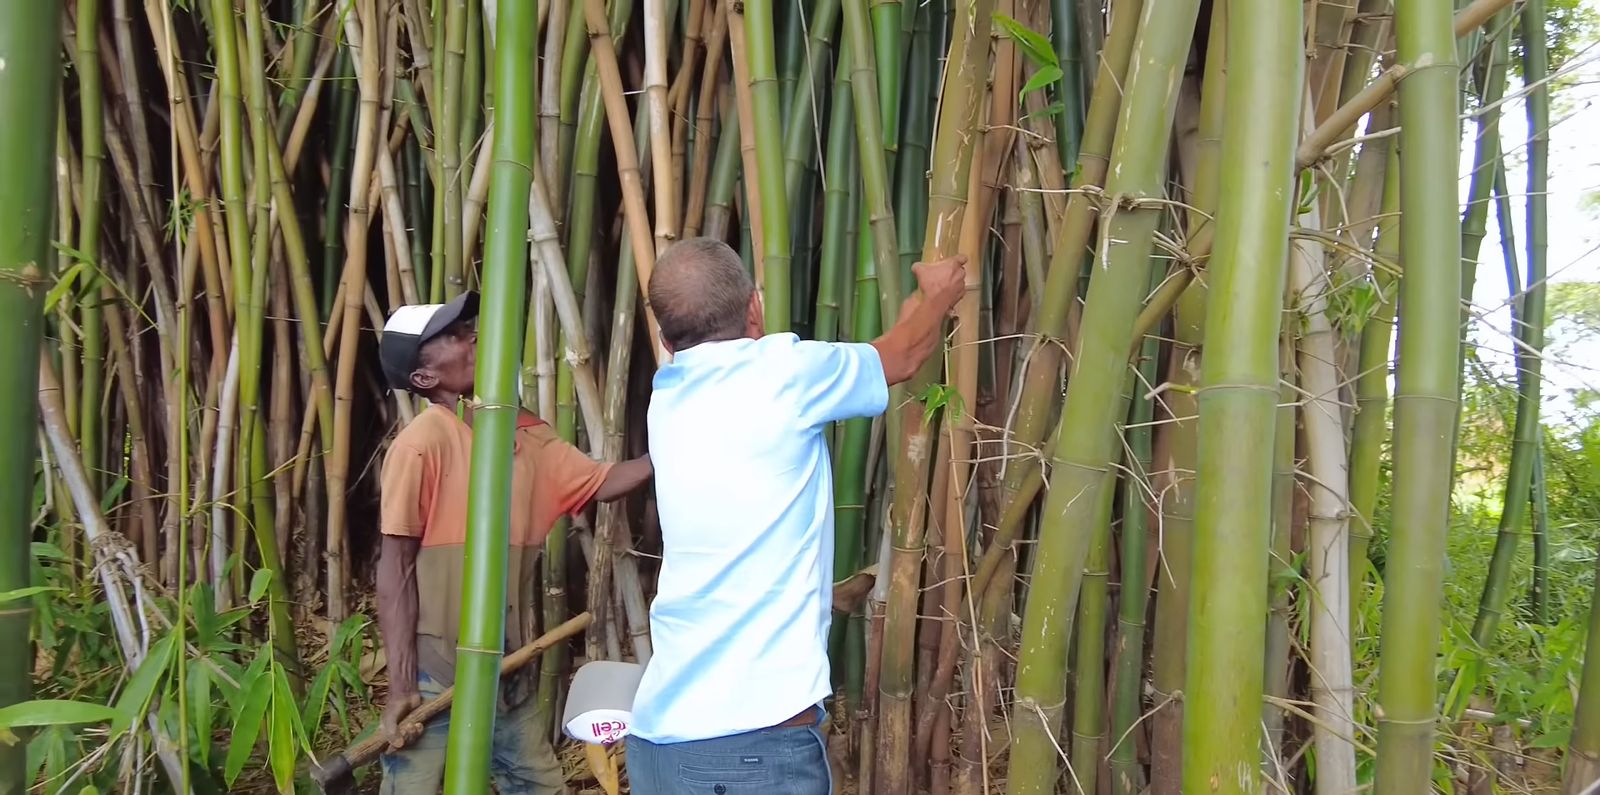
[380,403,612,687]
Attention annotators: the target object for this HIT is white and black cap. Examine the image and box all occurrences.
[379,291,480,392]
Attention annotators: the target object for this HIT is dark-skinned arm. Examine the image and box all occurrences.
[595,454,652,502]
[376,535,423,745]
[870,256,969,386]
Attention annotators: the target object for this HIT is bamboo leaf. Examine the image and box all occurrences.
[224,661,274,786]
[110,633,176,737]
[0,700,128,729]
[300,661,336,737]
[97,476,129,514]
[1020,65,1063,100]
[269,664,298,793]
[43,262,86,315]
[248,568,274,605]
[190,585,219,649]
[331,614,371,656]
[335,659,367,698]
[991,14,1057,69]
[0,586,61,601]
[31,542,68,561]
[24,726,64,789]
[189,659,212,767]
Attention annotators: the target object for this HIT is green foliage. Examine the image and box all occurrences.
[0,700,127,730]
[23,520,377,794]
[1513,0,1599,74]
[992,13,1065,118]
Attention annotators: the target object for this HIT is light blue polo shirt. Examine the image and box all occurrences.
[631,333,890,743]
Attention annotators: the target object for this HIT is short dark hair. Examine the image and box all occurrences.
[648,238,755,351]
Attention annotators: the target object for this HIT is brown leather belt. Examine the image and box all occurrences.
[774,705,821,729]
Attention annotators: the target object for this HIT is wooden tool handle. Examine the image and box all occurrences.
[311,612,594,792]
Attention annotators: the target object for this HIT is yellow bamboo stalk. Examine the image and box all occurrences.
[326,0,384,621]
[683,0,728,237]
[580,0,668,363]
[644,0,678,250]
[723,0,764,277]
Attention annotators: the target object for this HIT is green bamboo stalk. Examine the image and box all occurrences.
[76,0,105,495]
[779,0,840,333]
[460,0,483,200]
[209,0,253,604]
[1108,278,1161,795]
[896,0,934,283]
[1529,437,1549,623]
[1262,336,1298,761]
[705,93,744,240]
[1008,4,1200,794]
[1069,429,1120,795]
[1178,4,1300,793]
[53,100,78,453]
[279,0,325,142]
[1147,7,1222,787]
[1514,152,1547,625]
[891,0,933,292]
[833,226,881,670]
[440,1,535,791]
[1321,0,1392,207]
[323,49,356,317]
[815,48,857,343]
[1372,0,1463,789]
[557,0,591,189]
[777,0,812,117]
[405,133,431,291]
[1457,9,1509,378]
[265,94,338,533]
[1349,141,1400,615]
[1567,541,1600,793]
[869,0,902,173]
[234,0,300,672]
[565,65,607,292]
[0,2,58,792]
[441,0,467,298]
[1051,0,1085,166]
[844,0,902,323]
[1462,0,1548,700]
[743,0,793,331]
[1075,0,1103,94]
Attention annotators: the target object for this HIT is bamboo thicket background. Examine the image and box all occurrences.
[6,0,1600,792]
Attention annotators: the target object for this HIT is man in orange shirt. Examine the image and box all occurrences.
[374,292,652,795]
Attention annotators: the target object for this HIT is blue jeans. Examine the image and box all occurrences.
[380,672,565,795]
[624,710,831,795]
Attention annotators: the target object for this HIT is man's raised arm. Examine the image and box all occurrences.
[870,255,968,386]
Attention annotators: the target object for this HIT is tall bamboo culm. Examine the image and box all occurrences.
[1007,3,1200,792]
[0,2,60,793]
[1373,0,1462,790]
[441,0,537,790]
[1179,2,1301,792]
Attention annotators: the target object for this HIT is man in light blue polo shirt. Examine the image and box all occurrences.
[626,238,966,795]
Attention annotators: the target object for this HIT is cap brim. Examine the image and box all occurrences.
[419,291,480,345]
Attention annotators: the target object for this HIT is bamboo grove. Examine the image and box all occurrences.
[4,0,1600,792]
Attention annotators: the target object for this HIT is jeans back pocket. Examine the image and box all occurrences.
[678,755,773,790]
